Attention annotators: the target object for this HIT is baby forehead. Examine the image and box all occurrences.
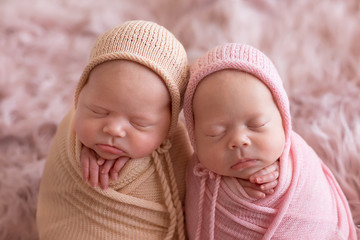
[207,69,261,80]
[195,70,272,96]
[89,60,160,79]
[88,60,167,87]
[192,70,279,114]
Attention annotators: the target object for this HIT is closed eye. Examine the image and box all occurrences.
[205,130,226,138]
[206,134,219,138]
[130,121,154,129]
[248,121,269,129]
[88,107,109,117]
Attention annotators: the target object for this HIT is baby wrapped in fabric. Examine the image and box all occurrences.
[36,20,192,240]
[183,43,357,239]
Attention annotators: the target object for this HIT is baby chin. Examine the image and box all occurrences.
[95,144,129,160]
[229,159,262,179]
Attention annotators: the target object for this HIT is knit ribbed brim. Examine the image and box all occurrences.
[75,20,189,136]
[183,43,291,150]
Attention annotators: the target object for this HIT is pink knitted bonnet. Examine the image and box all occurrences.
[183,43,292,155]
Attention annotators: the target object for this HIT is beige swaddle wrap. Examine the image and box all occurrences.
[37,20,191,239]
[37,109,192,239]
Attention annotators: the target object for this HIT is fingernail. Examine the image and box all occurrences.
[256,177,262,183]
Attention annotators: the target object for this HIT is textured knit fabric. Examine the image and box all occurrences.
[37,108,192,239]
[183,43,357,239]
[37,20,192,240]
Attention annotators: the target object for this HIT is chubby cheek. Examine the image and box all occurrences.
[259,134,285,163]
[196,141,225,174]
[74,117,95,147]
[130,134,163,159]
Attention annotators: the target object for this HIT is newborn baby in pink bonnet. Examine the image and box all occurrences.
[183,43,357,240]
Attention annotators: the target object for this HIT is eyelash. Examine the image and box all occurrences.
[206,130,226,138]
[91,110,108,116]
[248,122,268,129]
[207,134,219,138]
[130,121,151,129]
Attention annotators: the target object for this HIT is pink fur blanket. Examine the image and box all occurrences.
[1,0,360,239]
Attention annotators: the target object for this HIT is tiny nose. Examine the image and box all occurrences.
[103,121,126,138]
[228,130,251,149]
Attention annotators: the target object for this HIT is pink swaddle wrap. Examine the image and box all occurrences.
[183,43,357,239]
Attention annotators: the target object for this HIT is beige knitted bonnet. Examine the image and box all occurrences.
[74,20,189,136]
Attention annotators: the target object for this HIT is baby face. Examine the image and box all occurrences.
[193,70,285,179]
[74,60,171,160]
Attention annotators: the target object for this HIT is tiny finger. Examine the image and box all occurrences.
[101,160,115,174]
[81,157,89,182]
[110,171,118,181]
[97,158,105,166]
[260,180,278,191]
[80,148,91,182]
[112,157,129,172]
[263,189,275,195]
[89,159,99,188]
[99,172,109,189]
[244,187,266,199]
[260,171,279,184]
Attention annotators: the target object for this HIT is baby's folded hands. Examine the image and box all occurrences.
[80,146,129,189]
[239,160,280,199]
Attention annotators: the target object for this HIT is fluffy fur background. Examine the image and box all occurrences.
[1,0,359,239]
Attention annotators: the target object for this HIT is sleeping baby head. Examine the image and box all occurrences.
[184,43,292,179]
[73,20,189,160]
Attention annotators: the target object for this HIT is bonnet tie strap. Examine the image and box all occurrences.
[193,163,221,240]
[152,139,185,240]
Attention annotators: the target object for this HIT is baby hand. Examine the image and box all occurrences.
[80,146,129,189]
[98,157,129,189]
[80,146,102,188]
[239,160,280,199]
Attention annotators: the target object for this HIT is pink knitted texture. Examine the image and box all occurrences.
[184,43,357,239]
